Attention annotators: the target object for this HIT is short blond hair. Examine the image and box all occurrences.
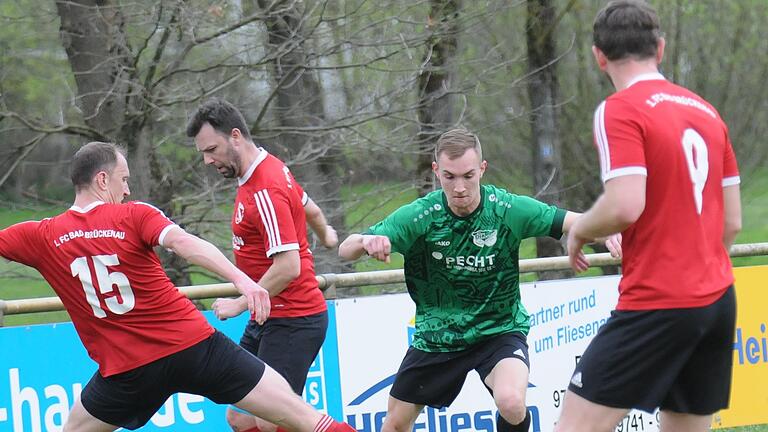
[434,128,482,161]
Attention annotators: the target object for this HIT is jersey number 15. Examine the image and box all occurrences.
[71,255,136,318]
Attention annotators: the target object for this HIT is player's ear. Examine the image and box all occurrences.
[432,161,439,177]
[480,160,487,177]
[94,170,109,190]
[229,128,244,148]
[656,37,666,65]
[592,46,607,70]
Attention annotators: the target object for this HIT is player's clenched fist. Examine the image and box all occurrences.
[362,234,391,263]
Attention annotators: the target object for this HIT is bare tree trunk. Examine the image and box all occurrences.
[55,0,131,136]
[55,0,191,285]
[526,0,570,280]
[416,0,460,197]
[255,0,344,276]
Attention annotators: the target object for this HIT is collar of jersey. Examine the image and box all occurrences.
[626,72,666,88]
[238,147,269,186]
[70,201,106,213]
[442,186,485,220]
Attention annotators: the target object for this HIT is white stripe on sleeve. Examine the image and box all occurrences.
[594,101,610,182]
[603,166,648,181]
[722,176,741,187]
[254,191,278,251]
[261,190,282,247]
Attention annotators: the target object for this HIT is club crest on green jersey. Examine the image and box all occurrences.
[471,229,497,247]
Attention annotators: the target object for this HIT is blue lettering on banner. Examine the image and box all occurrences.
[0,301,345,431]
[344,357,540,431]
[733,324,768,365]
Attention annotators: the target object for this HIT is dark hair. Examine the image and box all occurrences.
[186,98,252,141]
[70,142,125,191]
[593,0,661,61]
[435,128,483,161]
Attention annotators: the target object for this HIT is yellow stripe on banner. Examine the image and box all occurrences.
[712,265,768,429]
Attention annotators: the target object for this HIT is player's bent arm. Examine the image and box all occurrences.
[305,198,338,248]
[572,175,646,240]
[338,234,367,260]
[561,211,581,234]
[162,226,270,322]
[162,226,251,285]
[217,250,302,317]
[258,249,301,297]
[561,210,622,258]
[723,184,742,250]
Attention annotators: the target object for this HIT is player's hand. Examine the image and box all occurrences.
[603,233,622,258]
[362,235,391,263]
[226,278,271,324]
[321,225,338,248]
[212,297,247,320]
[567,225,591,273]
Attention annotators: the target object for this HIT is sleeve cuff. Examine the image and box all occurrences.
[266,243,299,258]
[548,208,567,239]
[157,224,178,247]
[722,176,740,187]
[602,166,648,183]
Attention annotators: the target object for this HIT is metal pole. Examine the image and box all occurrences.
[2,242,767,317]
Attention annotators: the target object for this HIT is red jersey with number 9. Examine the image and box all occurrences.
[593,73,740,310]
[0,201,214,376]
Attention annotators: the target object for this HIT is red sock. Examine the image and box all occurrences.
[315,417,356,432]
[276,428,289,432]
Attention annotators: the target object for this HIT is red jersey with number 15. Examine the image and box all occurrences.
[594,73,740,310]
[0,201,214,377]
[232,148,326,318]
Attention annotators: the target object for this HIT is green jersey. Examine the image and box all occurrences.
[367,184,565,352]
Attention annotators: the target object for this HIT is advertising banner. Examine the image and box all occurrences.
[712,265,768,428]
[0,310,341,431]
[333,276,658,432]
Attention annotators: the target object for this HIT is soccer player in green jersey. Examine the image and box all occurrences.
[339,128,620,432]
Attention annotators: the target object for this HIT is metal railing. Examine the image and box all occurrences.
[1,242,766,323]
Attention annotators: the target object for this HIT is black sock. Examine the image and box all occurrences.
[497,410,531,432]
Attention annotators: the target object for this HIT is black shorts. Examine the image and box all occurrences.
[568,285,736,414]
[390,331,529,408]
[81,330,265,430]
[240,310,328,394]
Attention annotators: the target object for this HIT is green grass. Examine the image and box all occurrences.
[719,427,768,432]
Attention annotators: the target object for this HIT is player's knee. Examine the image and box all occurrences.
[495,392,527,424]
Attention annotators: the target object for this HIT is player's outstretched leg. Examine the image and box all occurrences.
[658,411,712,432]
[234,365,355,432]
[484,358,530,431]
[380,396,425,432]
[63,395,118,432]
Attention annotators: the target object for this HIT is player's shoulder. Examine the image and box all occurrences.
[244,152,293,190]
[119,201,162,215]
[389,190,445,223]
[482,184,528,206]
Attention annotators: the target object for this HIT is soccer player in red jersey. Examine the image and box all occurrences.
[187,99,338,432]
[557,2,742,431]
[0,142,353,432]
